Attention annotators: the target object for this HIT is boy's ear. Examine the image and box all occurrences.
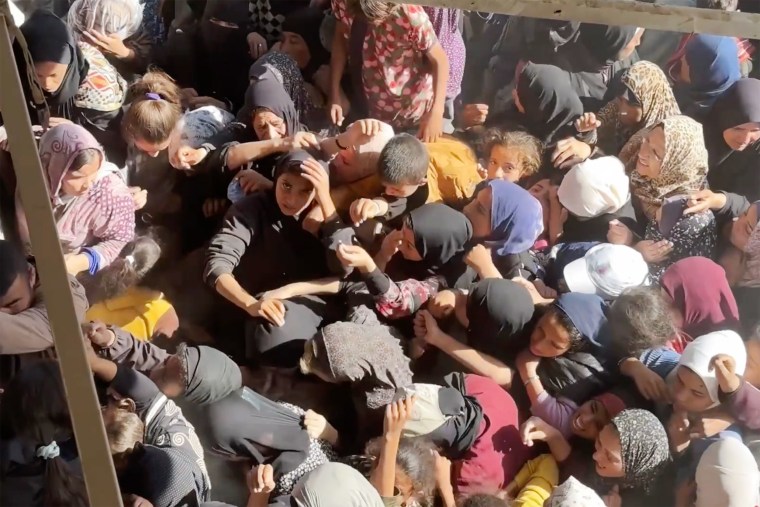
[420,177,428,185]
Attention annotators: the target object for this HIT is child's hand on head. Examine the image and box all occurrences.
[344,119,385,146]
[711,354,741,394]
[384,396,416,437]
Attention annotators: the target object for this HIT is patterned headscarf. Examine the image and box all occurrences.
[314,322,413,409]
[547,477,605,507]
[645,210,716,282]
[74,41,127,112]
[609,409,671,493]
[599,61,681,166]
[38,124,104,205]
[630,115,708,219]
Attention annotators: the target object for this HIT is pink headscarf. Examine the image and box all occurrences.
[38,124,103,205]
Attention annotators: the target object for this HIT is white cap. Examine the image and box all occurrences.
[558,156,630,218]
[563,244,649,300]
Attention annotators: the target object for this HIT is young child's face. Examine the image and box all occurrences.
[731,204,759,251]
[463,187,493,240]
[382,179,425,198]
[487,145,524,183]
[275,172,315,216]
[429,290,469,327]
[399,225,423,261]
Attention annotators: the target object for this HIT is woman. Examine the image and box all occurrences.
[675,34,741,120]
[204,150,345,367]
[661,257,740,348]
[290,462,384,507]
[300,321,414,443]
[592,409,672,505]
[703,78,760,202]
[0,361,88,507]
[694,438,760,506]
[20,124,135,275]
[279,7,331,91]
[15,10,128,163]
[463,180,544,279]
[588,61,681,168]
[557,156,638,243]
[629,115,708,220]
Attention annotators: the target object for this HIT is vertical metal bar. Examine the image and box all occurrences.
[0,14,123,507]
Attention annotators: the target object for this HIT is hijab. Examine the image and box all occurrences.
[684,35,741,113]
[558,157,630,218]
[407,203,473,286]
[313,322,413,409]
[516,62,584,146]
[19,10,89,116]
[239,51,310,132]
[281,7,330,80]
[179,343,242,405]
[678,330,747,407]
[67,0,143,41]
[38,124,104,205]
[547,477,606,507]
[291,463,384,507]
[661,257,740,340]
[402,373,484,459]
[553,292,609,350]
[466,279,535,359]
[598,61,680,163]
[630,115,708,219]
[705,78,760,168]
[486,180,544,256]
[578,23,639,66]
[608,409,671,493]
[695,438,760,507]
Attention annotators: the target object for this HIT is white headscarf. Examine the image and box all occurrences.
[546,476,605,507]
[678,330,747,406]
[558,156,630,218]
[67,0,143,40]
[696,437,760,507]
[291,462,384,507]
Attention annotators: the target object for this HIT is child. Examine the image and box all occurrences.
[480,128,542,185]
[122,70,183,157]
[329,0,449,141]
[84,236,178,341]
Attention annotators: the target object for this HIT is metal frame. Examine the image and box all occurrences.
[0,7,122,507]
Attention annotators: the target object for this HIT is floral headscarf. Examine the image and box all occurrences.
[630,115,708,219]
[645,210,716,282]
[609,409,671,494]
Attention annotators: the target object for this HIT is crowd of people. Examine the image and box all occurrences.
[2,0,760,505]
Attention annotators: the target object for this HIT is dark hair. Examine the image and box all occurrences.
[68,148,101,173]
[537,304,585,353]
[4,360,89,507]
[347,0,398,20]
[366,437,436,505]
[696,0,738,10]
[378,134,430,185]
[458,494,508,507]
[0,240,29,297]
[80,236,161,304]
[608,286,675,357]
[482,128,543,178]
[122,70,182,145]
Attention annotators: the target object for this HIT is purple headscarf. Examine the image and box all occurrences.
[487,180,544,256]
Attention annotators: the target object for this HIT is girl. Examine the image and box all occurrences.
[629,115,709,220]
[16,10,128,163]
[204,150,347,367]
[556,156,638,244]
[480,128,542,185]
[21,124,135,275]
[703,78,760,202]
[84,236,178,340]
[122,70,183,157]
[0,360,88,507]
[577,61,681,167]
[463,180,544,279]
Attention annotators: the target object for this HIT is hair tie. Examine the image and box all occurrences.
[125,255,135,267]
[145,92,162,101]
[36,441,60,460]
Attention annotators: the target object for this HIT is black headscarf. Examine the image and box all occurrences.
[245,74,302,140]
[434,372,485,459]
[180,344,242,405]
[18,10,89,118]
[517,62,584,146]
[282,7,330,81]
[578,23,638,66]
[406,203,473,287]
[466,279,535,360]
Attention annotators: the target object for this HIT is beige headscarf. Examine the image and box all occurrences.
[291,462,385,507]
[629,115,708,219]
[696,438,760,507]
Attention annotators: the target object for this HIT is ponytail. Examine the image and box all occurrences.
[123,70,182,145]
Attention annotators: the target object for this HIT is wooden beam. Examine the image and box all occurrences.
[394,0,760,39]
[0,13,123,507]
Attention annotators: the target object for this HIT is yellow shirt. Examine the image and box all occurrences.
[511,454,559,507]
[86,287,174,341]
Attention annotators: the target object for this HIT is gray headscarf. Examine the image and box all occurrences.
[179,343,242,405]
[609,409,671,493]
[291,463,384,507]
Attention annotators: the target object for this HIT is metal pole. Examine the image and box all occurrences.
[0,12,123,507]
